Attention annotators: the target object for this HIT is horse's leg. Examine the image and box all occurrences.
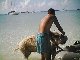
[21,50,31,59]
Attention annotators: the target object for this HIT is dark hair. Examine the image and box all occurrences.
[48,8,55,15]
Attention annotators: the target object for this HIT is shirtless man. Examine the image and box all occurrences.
[36,8,65,60]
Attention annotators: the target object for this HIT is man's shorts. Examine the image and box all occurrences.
[36,33,51,53]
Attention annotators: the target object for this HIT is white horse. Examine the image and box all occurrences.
[15,32,67,59]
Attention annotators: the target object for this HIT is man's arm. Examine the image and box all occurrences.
[53,16,65,35]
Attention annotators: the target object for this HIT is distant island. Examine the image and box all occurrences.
[0,9,80,15]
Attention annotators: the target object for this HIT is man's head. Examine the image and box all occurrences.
[48,8,55,15]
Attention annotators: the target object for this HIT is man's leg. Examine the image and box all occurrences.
[41,52,51,60]
[41,53,45,60]
[46,53,51,60]
[42,52,51,60]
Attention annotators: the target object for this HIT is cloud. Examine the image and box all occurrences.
[62,0,69,6]
[0,0,80,13]
[0,0,8,10]
[63,0,68,4]
[38,2,46,8]
[14,0,31,11]
[24,0,30,6]
[48,1,59,9]
[0,0,12,11]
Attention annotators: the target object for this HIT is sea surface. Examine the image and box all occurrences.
[0,10,80,60]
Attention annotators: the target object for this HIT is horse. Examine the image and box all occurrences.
[15,32,67,59]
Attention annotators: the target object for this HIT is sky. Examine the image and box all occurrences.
[0,0,80,13]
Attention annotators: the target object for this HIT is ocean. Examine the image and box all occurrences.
[0,10,80,60]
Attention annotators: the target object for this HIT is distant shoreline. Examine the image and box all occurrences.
[0,9,80,15]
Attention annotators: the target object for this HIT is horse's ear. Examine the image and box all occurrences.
[60,35,68,44]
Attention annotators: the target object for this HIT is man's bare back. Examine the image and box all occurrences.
[38,14,54,33]
[38,13,65,35]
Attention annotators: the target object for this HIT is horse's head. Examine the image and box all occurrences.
[50,32,68,45]
[59,35,68,44]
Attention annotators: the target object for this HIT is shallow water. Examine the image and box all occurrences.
[0,10,80,60]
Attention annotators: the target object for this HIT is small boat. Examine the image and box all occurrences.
[8,11,19,15]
